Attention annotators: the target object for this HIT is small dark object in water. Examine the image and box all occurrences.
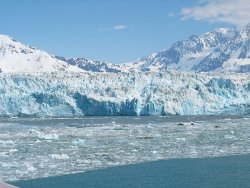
[214,125,219,128]
[67,135,74,139]
[136,136,154,140]
[67,124,83,128]
[178,122,184,125]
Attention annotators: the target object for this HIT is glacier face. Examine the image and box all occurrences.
[1,27,250,117]
[0,71,249,117]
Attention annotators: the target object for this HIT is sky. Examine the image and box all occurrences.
[1,0,249,64]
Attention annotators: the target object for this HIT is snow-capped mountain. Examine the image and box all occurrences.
[131,24,250,73]
[55,56,127,73]
[0,34,129,74]
[1,24,250,74]
[0,34,83,73]
[0,29,249,117]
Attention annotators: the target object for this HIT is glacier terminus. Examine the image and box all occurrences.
[0,24,250,117]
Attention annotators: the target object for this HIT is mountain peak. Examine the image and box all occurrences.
[131,25,250,73]
[243,23,250,29]
[240,23,250,39]
[0,34,12,39]
[1,23,250,74]
[214,28,232,34]
[0,34,17,44]
[0,34,84,73]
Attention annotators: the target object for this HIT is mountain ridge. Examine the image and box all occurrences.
[1,24,250,73]
[131,24,250,73]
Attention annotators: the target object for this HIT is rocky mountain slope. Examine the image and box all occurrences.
[131,24,250,73]
[55,56,127,73]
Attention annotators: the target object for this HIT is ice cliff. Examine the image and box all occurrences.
[0,71,249,117]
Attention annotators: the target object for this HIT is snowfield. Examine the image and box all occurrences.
[0,71,249,117]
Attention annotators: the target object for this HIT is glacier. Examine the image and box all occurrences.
[1,26,250,117]
[0,71,249,117]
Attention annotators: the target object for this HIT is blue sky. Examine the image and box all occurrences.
[1,0,248,63]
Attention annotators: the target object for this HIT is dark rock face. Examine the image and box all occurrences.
[56,56,122,73]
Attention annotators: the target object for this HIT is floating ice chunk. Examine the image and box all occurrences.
[9,148,18,153]
[177,137,186,141]
[243,118,250,120]
[28,129,41,134]
[72,138,85,145]
[195,121,204,123]
[1,162,13,167]
[107,162,120,166]
[224,135,236,139]
[0,152,9,157]
[29,129,59,140]
[177,122,191,125]
[39,133,59,140]
[0,140,14,146]
[25,163,35,171]
[83,159,92,164]
[91,160,102,166]
[35,139,41,143]
[50,154,70,160]
[148,123,155,126]
[152,150,158,154]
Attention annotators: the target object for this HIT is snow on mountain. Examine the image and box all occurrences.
[194,24,250,72]
[0,71,249,117]
[0,34,84,73]
[0,34,131,73]
[1,24,250,74]
[55,56,129,73]
[131,25,250,73]
[0,29,249,117]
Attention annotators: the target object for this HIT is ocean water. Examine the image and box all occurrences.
[11,155,250,188]
[1,115,250,182]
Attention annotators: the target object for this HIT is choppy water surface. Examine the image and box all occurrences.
[0,115,250,181]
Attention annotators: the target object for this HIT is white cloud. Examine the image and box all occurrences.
[181,0,250,27]
[99,25,127,32]
[113,25,127,30]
